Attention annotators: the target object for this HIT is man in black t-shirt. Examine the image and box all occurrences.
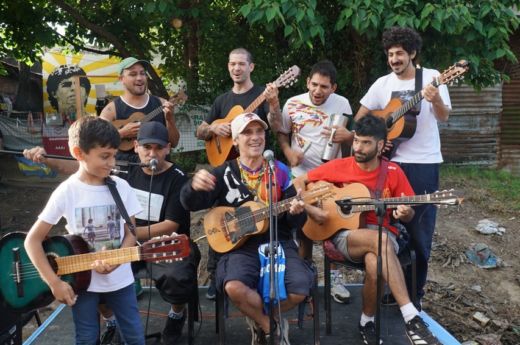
[196,48,283,150]
[100,57,180,154]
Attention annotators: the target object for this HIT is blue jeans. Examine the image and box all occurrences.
[71,283,144,345]
[395,162,439,302]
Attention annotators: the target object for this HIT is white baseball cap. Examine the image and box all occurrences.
[231,113,268,139]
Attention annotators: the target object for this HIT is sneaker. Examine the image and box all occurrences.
[162,311,187,344]
[206,276,216,300]
[265,318,290,345]
[405,315,441,345]
[381,293,397,306]
[134,279,143,299]
[359,321,382,345]
[100,320,123,345]
[246,316,267,345]
[331,276,351,304]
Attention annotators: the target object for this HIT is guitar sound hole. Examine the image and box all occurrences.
[46,253,59,274]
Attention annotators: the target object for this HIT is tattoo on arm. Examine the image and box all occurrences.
[268,104,282,131]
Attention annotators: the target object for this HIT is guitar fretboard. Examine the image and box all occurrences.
[55,247,140,275]
[139,106,165,125]
[348,194,433,213]
[390,79,440,123]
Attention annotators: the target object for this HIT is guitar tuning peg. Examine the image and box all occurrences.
[285,85,289,89]
[294,79,298,83]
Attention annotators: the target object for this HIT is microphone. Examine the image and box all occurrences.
[150,159,158,172]
[263,150,276,172]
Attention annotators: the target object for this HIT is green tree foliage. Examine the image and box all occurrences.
[239,0,520,92]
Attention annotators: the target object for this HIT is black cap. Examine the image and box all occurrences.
[137,122,169,147]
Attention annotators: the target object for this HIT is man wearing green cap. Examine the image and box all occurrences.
[100,57,180,154]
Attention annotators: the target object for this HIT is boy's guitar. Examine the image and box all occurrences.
[372,60,469,159]
[302,182,464,241]
[203,182,334,253]
[112,91,188,151]
[0,232,190,313]
[205,66,301,167]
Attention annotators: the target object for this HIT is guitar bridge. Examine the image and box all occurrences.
[12,247,24,298]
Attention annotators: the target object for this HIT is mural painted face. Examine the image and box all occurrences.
[53,76,88,114]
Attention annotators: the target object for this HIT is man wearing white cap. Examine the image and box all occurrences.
[100,57,179,154]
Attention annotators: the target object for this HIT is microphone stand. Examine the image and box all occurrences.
[0,149,149,167]
[335,199,454,344]
[266,161,276,345]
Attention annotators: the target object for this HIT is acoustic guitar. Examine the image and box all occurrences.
[372,60,469,159]
[205,66,301,167]
[112,91,188,151]
[302,182,464,241]
[0,232,190,313]
[204,182,334,253]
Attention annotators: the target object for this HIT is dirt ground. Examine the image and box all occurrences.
[0,154,519,344]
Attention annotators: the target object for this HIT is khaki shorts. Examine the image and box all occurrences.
[332,225,399,264]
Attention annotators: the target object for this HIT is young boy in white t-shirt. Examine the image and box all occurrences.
[24,116,144,344]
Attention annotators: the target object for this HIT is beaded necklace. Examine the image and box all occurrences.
[238,158,266,202]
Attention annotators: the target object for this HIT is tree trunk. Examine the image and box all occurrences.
[14,61,32,111]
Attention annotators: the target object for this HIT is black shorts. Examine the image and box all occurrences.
[132,240,201,305]
[215,239,315,298]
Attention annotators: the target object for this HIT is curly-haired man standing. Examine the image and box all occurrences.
[356,26,451,319]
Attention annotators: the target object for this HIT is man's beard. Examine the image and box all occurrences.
[392,57,412,76]
[354,147,378,163]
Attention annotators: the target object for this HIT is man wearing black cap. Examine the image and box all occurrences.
[23,121,200,344]
[100,57,180,153]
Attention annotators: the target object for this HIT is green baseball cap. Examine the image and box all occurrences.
[118,57,150,75]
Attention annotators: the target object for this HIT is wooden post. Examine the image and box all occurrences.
[73,75,117,119]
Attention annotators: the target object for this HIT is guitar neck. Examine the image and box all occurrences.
[392,78,440,121]
[55,247,140,275]
[251,195,300,222]
[349,194,433,213]
[244,94,267,114]
[139,106,165,125]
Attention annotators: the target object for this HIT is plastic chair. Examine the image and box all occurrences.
[323,239,417,335]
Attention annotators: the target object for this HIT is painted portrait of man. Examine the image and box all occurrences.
[47,64,91,115]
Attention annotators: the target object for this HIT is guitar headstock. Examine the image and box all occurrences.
[275,66,301,89]
[168,91,188,106]
[140,234,191,263]
[302,182,336,204]
[430,189,465,207]
[436,60,469,86]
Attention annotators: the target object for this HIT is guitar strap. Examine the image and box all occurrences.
[375,156,389,199]
[415,67,422,113]
[105,176,137,237]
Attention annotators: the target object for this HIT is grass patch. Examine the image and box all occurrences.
[440,164,520,213]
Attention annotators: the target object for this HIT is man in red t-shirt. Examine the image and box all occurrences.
[293,114,441,345]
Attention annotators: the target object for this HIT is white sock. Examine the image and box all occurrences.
[103,315,116,322]
[331,270,339,280]
[169,308,184,320]
[360,312,374,327]
[400,302,419,323]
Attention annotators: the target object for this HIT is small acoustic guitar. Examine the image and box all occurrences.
[112,91,188,151]
[372,60,469,159]
[203,182,334,253]
[302,182,465,241]
[205,66,301,167]
[0,232,190,313]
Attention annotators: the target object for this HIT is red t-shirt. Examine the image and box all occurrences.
[307,157,415,234]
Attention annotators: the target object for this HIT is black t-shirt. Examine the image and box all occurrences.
[115,154,190,238]
[113,95,165,155]
[205,85,271,150]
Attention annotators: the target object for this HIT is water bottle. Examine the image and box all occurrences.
[321,113,349,162]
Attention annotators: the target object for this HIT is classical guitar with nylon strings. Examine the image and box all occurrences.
[112,91,188,151]
[204,181,334,253]
[372,60,469,159]
[0,232,190,313]
[302,182,465,241]
[205,66,301,167]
